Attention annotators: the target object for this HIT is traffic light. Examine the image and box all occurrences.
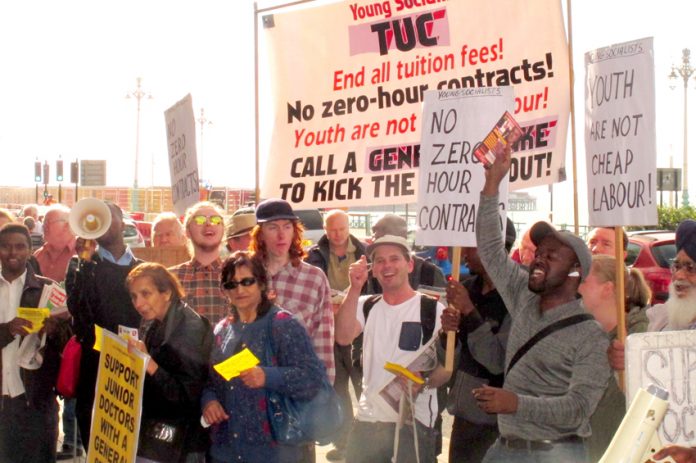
[42,161,49,185]
[56,159,64,182]
[70,161,78,184]
[34,161,42,182]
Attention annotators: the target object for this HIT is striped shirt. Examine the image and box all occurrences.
[170,258,227,324]
[269,260,335,383]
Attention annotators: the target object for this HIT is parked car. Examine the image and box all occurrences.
[123,219,146,248]
[626,231,676,304]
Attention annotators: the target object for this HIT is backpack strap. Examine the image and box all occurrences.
[363,294,437,345]
[362,295,382,323]
[506,313,594,376]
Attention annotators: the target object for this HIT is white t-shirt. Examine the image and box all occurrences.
[355,292,444,427]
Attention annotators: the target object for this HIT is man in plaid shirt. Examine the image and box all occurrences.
[250,198,335,384]
[170,201,228,324]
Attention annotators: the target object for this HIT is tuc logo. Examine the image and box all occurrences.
[348,8,449,56]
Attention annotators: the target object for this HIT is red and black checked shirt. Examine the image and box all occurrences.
[170,258,228,325]
[270,261,335,383]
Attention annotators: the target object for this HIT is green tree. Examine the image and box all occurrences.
[628,205,696,231]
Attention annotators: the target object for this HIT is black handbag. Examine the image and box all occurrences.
[262,308,343,445]
[138,417,187,463]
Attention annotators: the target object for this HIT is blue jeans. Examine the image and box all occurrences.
[62,398,82,449]
[482,438,589,463]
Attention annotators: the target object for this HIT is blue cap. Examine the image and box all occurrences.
[676,219,696,262]
[255,198,299,223]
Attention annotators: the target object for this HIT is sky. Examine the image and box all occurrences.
[0,0,694,224]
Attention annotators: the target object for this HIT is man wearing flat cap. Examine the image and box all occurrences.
[226,211,256,253]
[472,147,610,462]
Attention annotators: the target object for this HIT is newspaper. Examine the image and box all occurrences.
[378,334,439,419]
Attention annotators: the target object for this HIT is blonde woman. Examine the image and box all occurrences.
[578,254,650,462]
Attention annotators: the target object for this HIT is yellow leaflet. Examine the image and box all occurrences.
[214,348,260,381]
[384,362,424,384]
[93,324,104,352]
[17,307,50,333]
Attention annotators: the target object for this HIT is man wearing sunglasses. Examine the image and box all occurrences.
[170,201,228,324]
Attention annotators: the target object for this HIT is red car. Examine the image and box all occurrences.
[626,231,676,304]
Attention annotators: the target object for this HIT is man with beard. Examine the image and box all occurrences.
[66,201,142,448]
[608,219,696,462]
[170,201,227,324]
[472,148,610,462]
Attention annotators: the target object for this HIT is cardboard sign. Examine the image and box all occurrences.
[584,37,657,226]
[88,330,147,463]
[626,330,696,447]
[165,94,199,216]
[416,87,511,247]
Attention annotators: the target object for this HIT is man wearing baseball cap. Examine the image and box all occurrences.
[335,235,460,463]
[471,147,610,462]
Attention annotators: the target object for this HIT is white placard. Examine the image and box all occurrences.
[584,37,657,226]
[416,88,511,247]
[165,94,199,216]
[626,330,696,447]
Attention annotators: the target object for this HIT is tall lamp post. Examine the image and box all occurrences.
[125,77,152,190]
[197,108,213,183]
[669,49,696,207]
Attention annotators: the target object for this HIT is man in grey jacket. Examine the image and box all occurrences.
[472,148,610,462]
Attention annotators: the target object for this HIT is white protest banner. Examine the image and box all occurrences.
[261,0,569,208]
[585,37,657,226]
[626,330,696,447]
[88,330,147,463]
[165,94,199,216]
[416,87,512,247]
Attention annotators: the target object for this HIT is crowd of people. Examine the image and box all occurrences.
[0,150,695,463]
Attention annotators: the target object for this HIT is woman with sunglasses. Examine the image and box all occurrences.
[201,251,326,463]
[125,262,214,463]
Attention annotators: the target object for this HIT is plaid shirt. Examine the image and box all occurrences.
[170,258,227,324]
[270,261,335,383]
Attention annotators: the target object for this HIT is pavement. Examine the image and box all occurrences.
[58,400,454,463]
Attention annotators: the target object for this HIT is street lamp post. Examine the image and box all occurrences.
[669,49,696,207]
[197,108,213,183]
[125,77,152,191]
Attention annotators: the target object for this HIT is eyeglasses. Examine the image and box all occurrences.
[670,261,696,275]
[222,277,257,290]
[192,215,223,226]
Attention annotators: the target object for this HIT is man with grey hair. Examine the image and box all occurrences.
[22,204,43,236]
[34,205,75,282]
[473,148,609,462]
[170,201,227,323]
[151,212,186,248]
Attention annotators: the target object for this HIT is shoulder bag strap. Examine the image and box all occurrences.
[506,313,593,376]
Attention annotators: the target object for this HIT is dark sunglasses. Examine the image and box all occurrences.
[222,277,257,290]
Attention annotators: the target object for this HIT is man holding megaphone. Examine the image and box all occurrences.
[65,199,142,449]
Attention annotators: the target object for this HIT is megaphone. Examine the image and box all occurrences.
[599,384,675,463]
[69,198,112,260]
[69,198,112,239]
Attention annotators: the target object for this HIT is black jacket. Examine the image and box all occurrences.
[0,264,71,411]
[305,234,367,276]
[140,300,214,458]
